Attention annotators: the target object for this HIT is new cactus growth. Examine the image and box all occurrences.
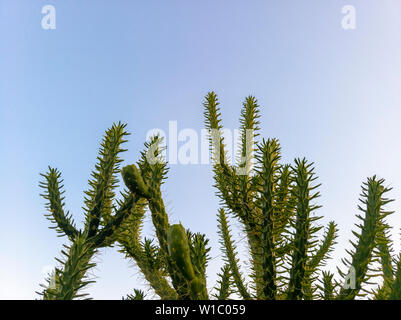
[167,224,196,281]
[167,224,208,299]
[122,164,149,198]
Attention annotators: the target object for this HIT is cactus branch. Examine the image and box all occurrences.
[217,209,251,299]
[338,176,393,300]
[40,168,78,241]
[287,159,321,300]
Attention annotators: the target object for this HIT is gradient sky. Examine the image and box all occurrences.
[0,0,400,299]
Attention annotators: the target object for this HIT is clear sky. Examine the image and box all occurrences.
[0,0,400,299]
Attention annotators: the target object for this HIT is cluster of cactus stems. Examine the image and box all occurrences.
[39,92,401,300]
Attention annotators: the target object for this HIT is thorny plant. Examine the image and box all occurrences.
[39,92,401,300]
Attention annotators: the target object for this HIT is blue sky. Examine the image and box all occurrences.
[0,0,400,299]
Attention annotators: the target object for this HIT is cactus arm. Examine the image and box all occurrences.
[136,137,171,260]
[147,175,192,298]
[118,201,178,300]
[338,176,393,300]
[90,192,135,248]
[123,241,178,299]
[40,124,151,300]
[203,93,245,222]
[237,96,260,175]
[167,224,197,281]
[217,209,251,299]
[123,137,193,299]
[40,167,78,241]
[122,165,149,198]
[167,224,208,299]
[43,233,96,300]
[204,92,264,297]
[84,122,129,238]
[308,222,338,272]
[272,166,295,293]
[303,222,338,299]
[124,289,146,300]
[203,91,231,173]
[187,232,211,299]
[319,271,336,300]
[273,165,293,242]
[147,192,169,256]
[121,138,170,259]
[287,159,321,300]
[203,92,254,223]
[213,265,233,300]
[256,139,281,299]
[373,225,394,299]
[146,189,185,293]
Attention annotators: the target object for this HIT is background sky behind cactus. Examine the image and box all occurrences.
[0,0,400,299]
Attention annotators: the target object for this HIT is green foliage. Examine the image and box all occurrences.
[39,92,401,300]
[202,92,399,300]
[42,233,96,300]
[213,265,234,300]
[122,164,149,198]
[117,136,212,300]
[286,158,323,300]
[337,177,393,299]
[318,271,336,300]
[203,92,336,300]
[39,123,134,299]
[303,221,338,299]
[124,289,146,300]
[258,139,280,299]
[167,224,207,299]
[217,209,251,299]
[374,226,394,299]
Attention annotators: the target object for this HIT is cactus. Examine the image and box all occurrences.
[203,92,400,300]
[124,289,146,300]
[203,92,337,299]
[39,124,212,300]
[167,224,208,299]
[212,265,234,300]
[336,177,394,299]
[122,164,149,198]
[38,92,401,300]
[39,123,135,299]
[117,136,212,300]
